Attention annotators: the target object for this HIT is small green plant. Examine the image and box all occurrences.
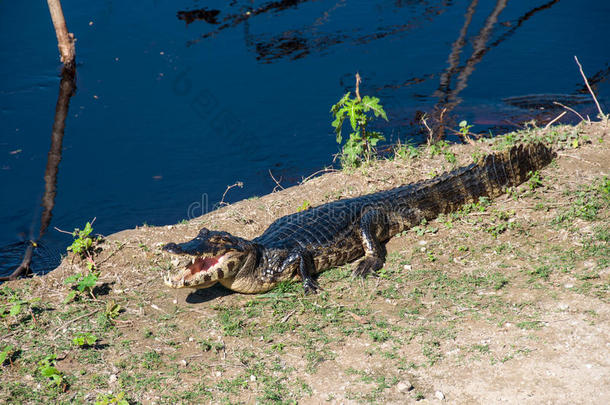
[72,332,97,347]
[104,300,121,319]
[471,149,485,163]
[0,345,15,365]
[459,120,473,138]
[95,391,129,405]
[64,270,100,302]
[37,354,64,389]
[527,170,543,190]
[67,220,97,258]
[394,141,419,160]
[331,74,388,167]
[428,140,456,163]
[0,288,40,322]
[297,200,311,212]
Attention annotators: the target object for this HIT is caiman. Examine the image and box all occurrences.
[162,143,554,294]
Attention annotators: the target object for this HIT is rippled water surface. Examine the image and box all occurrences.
[1,0,609,277]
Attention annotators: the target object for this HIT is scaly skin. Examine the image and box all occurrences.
[162,143,555,294]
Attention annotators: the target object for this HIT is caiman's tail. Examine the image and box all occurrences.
[407,142,556,216]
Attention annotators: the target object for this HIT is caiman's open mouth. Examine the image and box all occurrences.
[163,253,228,288]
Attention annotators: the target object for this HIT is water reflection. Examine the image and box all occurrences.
[0,69,75,281]
[178,0,580,137]
[178,0,450,61]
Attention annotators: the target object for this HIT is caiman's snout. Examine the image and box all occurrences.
[161,228,253,289]
[162,242,183,255]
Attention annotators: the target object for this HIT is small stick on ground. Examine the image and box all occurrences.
[421,115,434,144]
[54,217,96,235]
[280,310,296,323]
[219,182,244,206]
[53,308,101,333]
[300,167,338,184]
[574,56,604,117]
[553,101,587,123]
[544,111,567,129]
[268,169,284,191]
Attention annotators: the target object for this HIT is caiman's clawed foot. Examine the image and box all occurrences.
[353,256,384,278]
[303,277,320,294]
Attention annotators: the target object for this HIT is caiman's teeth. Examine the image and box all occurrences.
[191,257,195,265]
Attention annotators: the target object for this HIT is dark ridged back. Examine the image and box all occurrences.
[254,143,555,250]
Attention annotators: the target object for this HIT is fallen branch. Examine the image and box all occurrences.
[574,56,604,117]
[553,101,587,123]
[421,115,434,144]
[268,169,284,191]
[300,167,338,184]
[53,308,101,333]
[218,182,243,206]
[280,310,296,323]
[544,111,567,129]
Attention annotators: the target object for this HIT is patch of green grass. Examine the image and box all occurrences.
[141,349,162,369]
[527,170,544,190]
[394,141,419,160]
[528,265,551,281]
[516,320,543,330]
[95,391,129,405]
[553,177,609,225]
[422,340,443,365]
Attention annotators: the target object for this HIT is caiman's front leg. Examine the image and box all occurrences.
[353,209,388,277]
[279,250,319,294]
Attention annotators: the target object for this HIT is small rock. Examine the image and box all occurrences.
[564,283,574,289]
[396,380,413,393]
[180,360,188,367]
[188,337,194,342]
[109,374,117,384]
[173,299,177,304]
[403,264,412,271]
[435,390,445,400]
[167,225,173,230]
[418,240,428,246]
[215,371,222,377]
[250,375,256,382]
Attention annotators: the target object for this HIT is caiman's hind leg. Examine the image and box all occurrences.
[353,210,388,278]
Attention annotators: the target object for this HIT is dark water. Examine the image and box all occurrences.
[1,0,609,277]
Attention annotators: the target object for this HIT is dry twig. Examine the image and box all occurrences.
[268,169,284,191]
[553,101,587,123]
[574,56,604,117]
[300,168,338,184]
[53,308,101,333]
[544,111,567,129]
[219,182,244,206]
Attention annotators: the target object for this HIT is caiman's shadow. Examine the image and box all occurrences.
[186,285,234,303]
